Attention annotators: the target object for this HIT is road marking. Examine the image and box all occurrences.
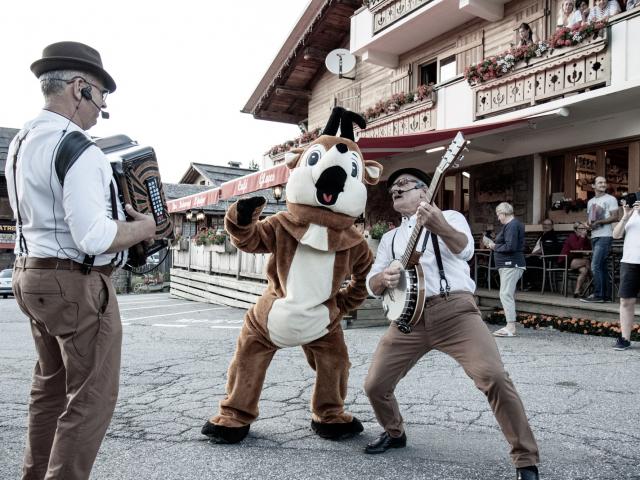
[123,306,227,321]
[120,302,196,312]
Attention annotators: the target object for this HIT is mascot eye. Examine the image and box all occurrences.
[308,151,321,166]
[351,161,359,178]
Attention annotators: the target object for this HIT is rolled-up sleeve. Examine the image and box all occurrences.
[365,231,394,297]
[62,147,118,255]
[445,211,474,261]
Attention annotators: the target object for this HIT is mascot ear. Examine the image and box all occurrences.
[323,106,344,136]
[363,160,383,185]
[285,148,304,169]
[340,110,367,142]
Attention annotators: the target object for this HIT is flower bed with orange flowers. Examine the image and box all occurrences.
[486,310,640,340]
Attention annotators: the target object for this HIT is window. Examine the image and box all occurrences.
[419,60,437,86]
[439,56,457,83]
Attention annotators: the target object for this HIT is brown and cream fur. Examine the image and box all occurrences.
[205,108,382,441]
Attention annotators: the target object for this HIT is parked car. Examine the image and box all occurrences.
[0,268,13,299]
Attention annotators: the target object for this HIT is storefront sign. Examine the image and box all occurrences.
[220,164,290,199]
[166,188,220,213]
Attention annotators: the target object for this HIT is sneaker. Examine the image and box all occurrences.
[614,337,631,351]
[580,294,604,303]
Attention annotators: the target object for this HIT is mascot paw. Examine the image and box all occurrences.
[236,196,267,226]
[310,417,364,440]
[201,421,250,444]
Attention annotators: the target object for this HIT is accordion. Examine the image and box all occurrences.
[96,135,174,269]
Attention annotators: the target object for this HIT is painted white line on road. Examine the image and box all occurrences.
[120,302,195,312]
[152,324,189,328]
[123,306,227,321]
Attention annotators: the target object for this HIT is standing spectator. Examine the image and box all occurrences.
[611,197,640,350]
[626,0,639,10]
[557,0,576,27]
[582,176,619,302]
[569,0,590,26]
[484,202,526,337]
[517,23,540,46]
[560,222,592,297]
[588,0,621,21]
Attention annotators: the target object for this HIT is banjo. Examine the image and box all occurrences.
[382,132,468,334]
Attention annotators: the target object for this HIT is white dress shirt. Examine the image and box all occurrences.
[366,210,476,297]
[5,110,125,266]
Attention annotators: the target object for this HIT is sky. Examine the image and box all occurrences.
[0,0,306,183]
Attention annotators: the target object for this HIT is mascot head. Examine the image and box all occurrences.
[284,107,382,218]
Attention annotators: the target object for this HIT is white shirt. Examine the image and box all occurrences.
[5,110,125,266]
[588,0,621,21]
[366,210,476,297]
[621,211,640,264]
[587,193,619,238]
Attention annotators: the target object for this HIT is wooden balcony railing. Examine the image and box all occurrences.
[367,0,435,34]
[473,31,610,119]
[357,93,437,139]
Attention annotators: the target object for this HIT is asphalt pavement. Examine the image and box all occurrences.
[1,292,639,480]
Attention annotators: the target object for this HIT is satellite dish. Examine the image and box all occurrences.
[325,48,356,80]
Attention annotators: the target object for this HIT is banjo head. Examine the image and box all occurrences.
[382,260,408,321]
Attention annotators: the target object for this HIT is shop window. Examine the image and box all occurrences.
[605,147,629,198]
[182,221,197,238]
[419,60,437,86]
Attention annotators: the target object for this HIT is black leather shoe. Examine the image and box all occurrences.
[364,431,406,454]
[516,465,539,480]
[201,421,250,444]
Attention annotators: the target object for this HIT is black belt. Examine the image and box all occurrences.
[14,257,116,276]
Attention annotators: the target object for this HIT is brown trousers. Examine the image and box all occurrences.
[364,292,539,468]
[212,320,353,427]
[13,261,122,480]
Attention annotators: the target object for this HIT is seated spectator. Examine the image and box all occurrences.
[525,219,563,290]
[560,222,592,297]
[557,0,576,27]
[568,0,590,26]
[588,0,621,21]
[517,23,539,46]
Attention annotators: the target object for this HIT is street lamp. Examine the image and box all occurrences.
[272,185,284,203]
[195,210,206,221]
[185,210,194,221]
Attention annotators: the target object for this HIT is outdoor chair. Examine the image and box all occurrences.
[540,254,568,296]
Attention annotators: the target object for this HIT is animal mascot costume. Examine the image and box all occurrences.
[202,107,383,444]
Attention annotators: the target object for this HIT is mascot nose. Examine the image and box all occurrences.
[335,143,348,154]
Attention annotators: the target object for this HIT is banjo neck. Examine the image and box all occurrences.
[399,169,446,268]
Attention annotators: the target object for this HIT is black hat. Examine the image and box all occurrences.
[31,41,116,92]
[387,168,431,188]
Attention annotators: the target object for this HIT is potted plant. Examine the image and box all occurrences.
[366,221,390,253]
[210,230,236,253]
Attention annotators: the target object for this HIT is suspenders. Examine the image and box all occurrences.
[11,131,30,256]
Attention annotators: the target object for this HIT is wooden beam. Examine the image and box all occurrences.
[303,47,327,62]
[275,86,313,99]
[253,110,305,125]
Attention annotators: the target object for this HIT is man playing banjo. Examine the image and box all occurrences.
[363,167,541,480]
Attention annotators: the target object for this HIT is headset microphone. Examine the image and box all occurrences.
[80,86,110,119]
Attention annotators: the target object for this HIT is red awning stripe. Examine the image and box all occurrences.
[219,163,290,200]
[357,118,528,159]
[167,188,220,213]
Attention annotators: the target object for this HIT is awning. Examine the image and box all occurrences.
[167,163,290,213]
[167,188,220,213]
[357,117,529,160]
[219,163,290,199]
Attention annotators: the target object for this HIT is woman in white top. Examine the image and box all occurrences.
[568,0,590,26]
[557,0,575,27]
[588,0,621,21]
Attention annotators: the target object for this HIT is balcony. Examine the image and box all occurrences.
[473,30,610,119]
[352,0,508,67]
[357,91,437,138]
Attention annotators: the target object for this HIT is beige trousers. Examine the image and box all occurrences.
[13,261,122,480]
[364,292,539,468]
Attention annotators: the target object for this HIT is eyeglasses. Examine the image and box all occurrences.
[388,178,425,195]
[66,76,109,103]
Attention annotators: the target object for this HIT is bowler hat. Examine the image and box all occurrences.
[387,168,432,188]
[31,41,116,92]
